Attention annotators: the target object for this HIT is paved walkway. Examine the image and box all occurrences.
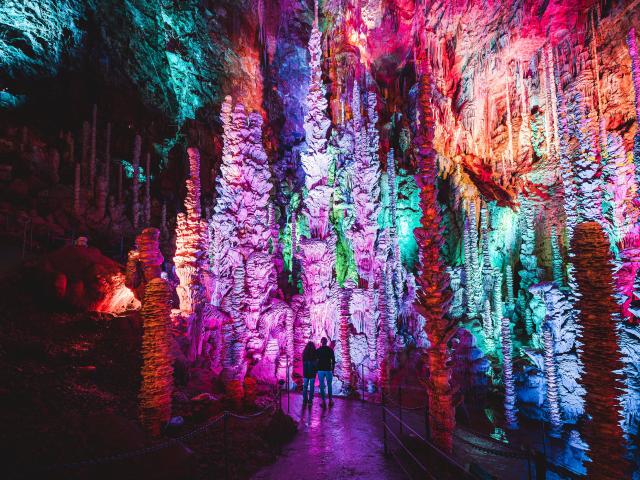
[253,394,404,480]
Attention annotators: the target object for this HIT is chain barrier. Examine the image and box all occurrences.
[26,396,280,477]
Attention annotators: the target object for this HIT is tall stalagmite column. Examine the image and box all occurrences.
[571,222,631,479]
[174,147,208,361]
[299,3,337,343]
[413,67,455,453]
[139,277,174,435]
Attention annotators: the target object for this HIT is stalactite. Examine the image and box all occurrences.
[139,278,173,436]
[501,316,518,429]
[505,77,514,167]
[571,222,631,479]
[546,45,561,157]
[543,322,562,436]
[132,134,141,230]
[555,70,578,242]
[413,67,455,453]
[90,104,97,191]
[628,28,640,183]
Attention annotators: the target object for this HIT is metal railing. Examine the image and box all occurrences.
[376,384,584,480]
[14,391,282,480]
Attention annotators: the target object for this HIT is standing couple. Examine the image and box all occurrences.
[302,337,335,407]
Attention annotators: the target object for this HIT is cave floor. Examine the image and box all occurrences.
[253,393,404,480]
[253,392,541,480]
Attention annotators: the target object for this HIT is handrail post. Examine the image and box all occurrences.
[361,363,365,402]
[286,354,290,413]
[223,413,229,480]
[526,447,533,480]
[382,388,388,456]
[398,385,403,435]
[425,398,430,441]
[534,450,546,480]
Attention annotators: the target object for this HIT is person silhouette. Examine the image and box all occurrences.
[302,341,317,406]
[316,337,335,407]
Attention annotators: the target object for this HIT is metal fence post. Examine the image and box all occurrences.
[223,413,229,480]
[425,398,430,440]
[534,450,546,480]
[286,354,290,413]
[382,389,388,456]
[398,385,403,435]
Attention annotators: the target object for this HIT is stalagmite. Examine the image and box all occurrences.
[567,92,602,224]
[482,298,494,353]
[464,219,477,318]
[161,202,168,238]
[530,282,585,421]
[73,163,81,216]
[340,279,355,391]
[571,222,631,479]
[518,199,539,341]
[413,66,455,453]
[505,264,515,310]
[90,104,97,190]
[139,278,173,436]
[346,81,380,285]
[144,153,151,226]
[118,161,123,205]
[543,322,562,436]
[105,122,111,194]
[501,316,518,429]
[551,226,563,286]
[174,147,207,325]
[81,120,89,184]
[480,206,493,296]
[492,271,503,342]
[132,135,141,229]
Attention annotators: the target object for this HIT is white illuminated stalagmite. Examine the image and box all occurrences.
[298,5,339,347]
[501,316,518,429]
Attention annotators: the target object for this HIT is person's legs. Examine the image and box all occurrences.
[318,371,327,401]
[302,378,309,403]
[309,375,315,403]
[326,371,333,402]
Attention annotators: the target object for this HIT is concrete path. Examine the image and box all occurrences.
[253,394,404,480]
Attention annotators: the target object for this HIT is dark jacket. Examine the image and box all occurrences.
[302,349,317,379]
[316,346,335,372]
